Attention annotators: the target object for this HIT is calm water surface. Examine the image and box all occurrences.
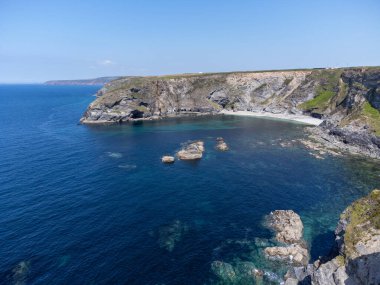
[0,85,379,284]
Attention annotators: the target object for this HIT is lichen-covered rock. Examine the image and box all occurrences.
[177,141,204,160]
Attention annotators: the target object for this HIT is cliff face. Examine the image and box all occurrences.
[285,189,380,285]
[80,67,380,158]
[81,70,313,123]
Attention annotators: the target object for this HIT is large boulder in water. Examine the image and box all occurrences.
[177,141,204,160]
[264,210,309,266]
[266,210,304,244]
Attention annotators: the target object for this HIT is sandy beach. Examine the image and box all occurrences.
[220,110,324,126]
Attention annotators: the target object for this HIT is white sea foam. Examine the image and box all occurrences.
[106,152,123,159]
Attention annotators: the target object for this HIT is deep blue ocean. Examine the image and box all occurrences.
[0,85,379,285]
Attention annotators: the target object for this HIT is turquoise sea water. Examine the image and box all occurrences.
[0,85,379,284]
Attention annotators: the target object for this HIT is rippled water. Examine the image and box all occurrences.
[0,85,379,284]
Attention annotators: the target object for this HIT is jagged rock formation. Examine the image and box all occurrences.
[264,210,309,266]
[216,137,229,151]
[177,141,204,160]
[285,189,380,285]
[80,67,380,158]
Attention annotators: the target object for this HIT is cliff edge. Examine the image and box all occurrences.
[80,67,380,158]
[286,189,380,285]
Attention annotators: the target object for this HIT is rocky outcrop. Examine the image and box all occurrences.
[161,156,175,163]
[264,210,309,266]
[80,67,380,159]
[176,141,204,160]
[285,189,380,285]
[216,137,229,151]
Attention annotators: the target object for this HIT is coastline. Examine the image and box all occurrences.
[220,110,324,126]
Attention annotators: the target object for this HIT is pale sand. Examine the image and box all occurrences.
[220,110,323,126]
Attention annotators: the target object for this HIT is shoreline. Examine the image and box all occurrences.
[220,110,324,126]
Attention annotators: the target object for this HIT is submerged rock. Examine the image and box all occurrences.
[177,141,204,160]
[210,261,237,283]
[161,156,175,163]
[234,261,264,280]
[11,260,30,285]
[157,220,188,252]
[216,137,229,151]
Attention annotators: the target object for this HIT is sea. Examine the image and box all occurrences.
[0,85,379,284]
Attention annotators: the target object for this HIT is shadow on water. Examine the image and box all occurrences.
[310,230,336,262]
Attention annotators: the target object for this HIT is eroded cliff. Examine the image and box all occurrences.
[285,189,380,285]
[80,67,380,158]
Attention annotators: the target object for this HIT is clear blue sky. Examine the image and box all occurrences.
[1,0,379,82]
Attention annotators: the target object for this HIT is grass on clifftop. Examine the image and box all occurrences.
[342,189,380,259]
[299,70,342,112]
[362,101,380,135]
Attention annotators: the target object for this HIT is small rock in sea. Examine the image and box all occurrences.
[177,141,204,160]
[216,137,229,151]
[161,156,175,163]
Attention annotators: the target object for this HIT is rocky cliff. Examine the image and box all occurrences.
[80,67,380,158]
[285,189,380,285]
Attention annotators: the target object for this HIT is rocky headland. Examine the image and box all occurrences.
[80,67,380,159]
[45,76,121,86]
[208,191,380,284]
[285,189,380,285]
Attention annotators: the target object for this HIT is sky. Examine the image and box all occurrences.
[0,0,379,83]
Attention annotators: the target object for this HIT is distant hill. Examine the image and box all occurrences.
[44,76,120,86]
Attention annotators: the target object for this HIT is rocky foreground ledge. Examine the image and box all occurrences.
[208,190,380,284]
[285,189,380,285]
[80,67,380,159]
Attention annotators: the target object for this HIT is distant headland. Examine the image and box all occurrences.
[44,76,120,86]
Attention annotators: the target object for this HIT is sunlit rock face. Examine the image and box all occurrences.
[80,67,380,159]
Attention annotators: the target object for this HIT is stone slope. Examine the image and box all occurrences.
[80,67,380,158]
[285,189,380,285]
